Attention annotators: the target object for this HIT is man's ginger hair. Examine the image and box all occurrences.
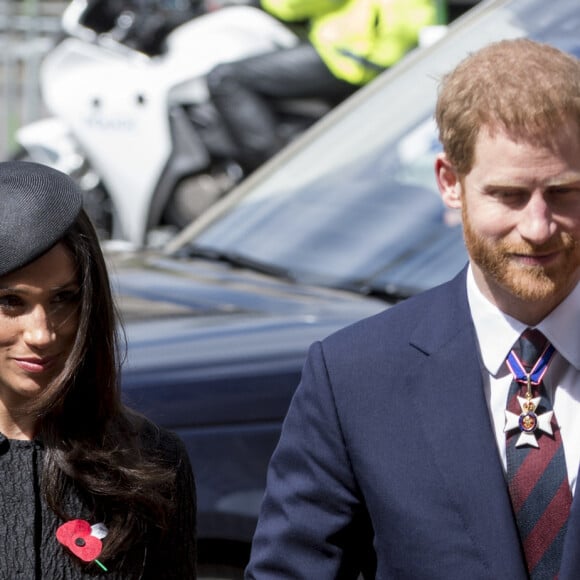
[435,38,580,175]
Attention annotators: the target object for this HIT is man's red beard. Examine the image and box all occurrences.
[462,204,580,302]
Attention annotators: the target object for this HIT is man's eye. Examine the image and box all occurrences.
[495,189,521,198]
[491,190,528,205]
[551,187,580,195]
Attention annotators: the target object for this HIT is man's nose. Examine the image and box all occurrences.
[517,194,556,244]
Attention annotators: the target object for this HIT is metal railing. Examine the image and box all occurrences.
[0,0,66,159]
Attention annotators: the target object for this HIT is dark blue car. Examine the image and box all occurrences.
[108,0,580,575]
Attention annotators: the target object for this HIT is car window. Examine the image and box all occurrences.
[182,0,580,296]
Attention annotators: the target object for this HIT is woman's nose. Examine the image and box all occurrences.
[22,306,56,347]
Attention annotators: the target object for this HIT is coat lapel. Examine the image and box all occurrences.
[407,270,528,578]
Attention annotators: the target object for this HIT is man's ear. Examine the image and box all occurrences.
[435,153,462,209]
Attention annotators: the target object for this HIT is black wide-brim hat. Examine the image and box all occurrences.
[0,161,83,277]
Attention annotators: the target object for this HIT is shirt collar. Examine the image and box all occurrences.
[466,265,580,375]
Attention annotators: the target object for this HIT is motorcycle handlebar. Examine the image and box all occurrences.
[61,0,207,55]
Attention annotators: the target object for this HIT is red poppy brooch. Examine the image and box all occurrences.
[56,519,109,572]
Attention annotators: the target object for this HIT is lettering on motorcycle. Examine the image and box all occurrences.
[83,116,136,131]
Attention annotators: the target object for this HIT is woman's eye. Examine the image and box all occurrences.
[52,290,81,311]
[0,295,24,310]
[52,290,81,306]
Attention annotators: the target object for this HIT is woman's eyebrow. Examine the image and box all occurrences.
[0,277,79,293]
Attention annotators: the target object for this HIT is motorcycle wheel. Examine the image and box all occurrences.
[163,163,243,230]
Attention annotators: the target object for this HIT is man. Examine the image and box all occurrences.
[245,38,580,579]
[207,0,436,172]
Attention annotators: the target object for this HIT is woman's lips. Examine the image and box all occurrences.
[14,357,56,374]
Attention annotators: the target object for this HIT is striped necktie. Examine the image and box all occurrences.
[504,328,572,578]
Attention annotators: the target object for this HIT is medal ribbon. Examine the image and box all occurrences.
[504,331,571,578]
[506,343,555,385]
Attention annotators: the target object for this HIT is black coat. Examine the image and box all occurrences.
[0,422,196,579]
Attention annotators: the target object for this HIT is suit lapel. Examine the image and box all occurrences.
[407,270,528,578]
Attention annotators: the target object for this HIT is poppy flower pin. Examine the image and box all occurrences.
[56,519,109,572]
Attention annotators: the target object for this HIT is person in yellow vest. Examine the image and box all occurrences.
[207,0,438,172]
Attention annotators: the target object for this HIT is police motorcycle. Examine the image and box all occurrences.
[15,0,332,247]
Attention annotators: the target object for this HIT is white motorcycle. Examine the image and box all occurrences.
[15,0,331,247]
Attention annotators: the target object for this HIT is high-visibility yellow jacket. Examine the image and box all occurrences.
[260,0,347,20]
[261,0,437,85]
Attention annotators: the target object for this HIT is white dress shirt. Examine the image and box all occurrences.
[467,266,580,494]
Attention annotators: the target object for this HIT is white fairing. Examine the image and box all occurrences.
[36,6,299,246]
[17,117,83,175]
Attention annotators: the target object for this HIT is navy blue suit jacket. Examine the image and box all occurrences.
[246,269,580,579]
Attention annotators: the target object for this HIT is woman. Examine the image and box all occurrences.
[0,161,196,578]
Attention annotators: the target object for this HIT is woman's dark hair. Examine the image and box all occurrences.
[30,210,175,561]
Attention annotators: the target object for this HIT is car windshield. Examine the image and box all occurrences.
[177,0,580,297]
